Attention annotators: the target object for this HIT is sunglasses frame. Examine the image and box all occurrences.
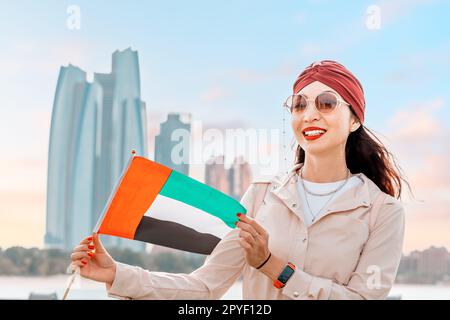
[283,90,350,115]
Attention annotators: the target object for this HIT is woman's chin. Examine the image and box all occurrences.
[301,143,328,155]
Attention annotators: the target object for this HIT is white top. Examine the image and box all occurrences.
[297,173,362,227]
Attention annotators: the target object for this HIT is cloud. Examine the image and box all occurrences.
[375,0,437,26]
[286,0,441,65]
[387,98,445,144]
[385,42,450,86]
[384,98,450,194]
[381,98,450,253]
[199,86,231,103]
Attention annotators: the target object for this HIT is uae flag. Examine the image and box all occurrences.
[94,155,247,255]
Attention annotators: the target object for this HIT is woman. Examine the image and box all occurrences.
[70,60,410,299]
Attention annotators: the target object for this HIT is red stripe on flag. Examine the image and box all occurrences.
[98,157,172,239]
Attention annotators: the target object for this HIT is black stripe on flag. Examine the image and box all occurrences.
[134,216,222,255]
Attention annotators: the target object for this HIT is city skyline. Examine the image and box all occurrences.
[205,155,252,201]
[397,246,450,285]
[1,1,449,254]
[155,112,192,176]
[45,48,147,252]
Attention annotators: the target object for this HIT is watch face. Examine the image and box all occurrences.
[278,265,295,283]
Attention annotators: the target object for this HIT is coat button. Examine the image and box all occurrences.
[293,291,299,298]
[292,203,297,208]
[302,237,307,243]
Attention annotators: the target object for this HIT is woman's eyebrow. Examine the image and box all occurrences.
[299,92,309,98]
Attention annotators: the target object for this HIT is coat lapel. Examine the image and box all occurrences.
[269,163,305,223]
[270,163,374,227]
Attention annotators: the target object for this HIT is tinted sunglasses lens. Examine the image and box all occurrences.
[288,95,307,113]
[316,92,338,112]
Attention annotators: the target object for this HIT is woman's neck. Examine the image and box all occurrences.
[300,153,349,183]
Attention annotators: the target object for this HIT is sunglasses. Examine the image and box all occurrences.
[283,91,350,115]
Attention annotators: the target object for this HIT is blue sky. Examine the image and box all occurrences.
[1,0,449,168]
[2,0,449,131]
[1,0,450,250]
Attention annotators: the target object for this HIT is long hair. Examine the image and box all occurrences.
[294,108,413,200]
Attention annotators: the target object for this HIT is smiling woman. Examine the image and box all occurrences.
[291,61,412,198]
[70,60,413,300]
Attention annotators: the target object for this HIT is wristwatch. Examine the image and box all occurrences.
[273,262,296,289]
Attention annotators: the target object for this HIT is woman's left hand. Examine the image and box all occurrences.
[236,213,271,268]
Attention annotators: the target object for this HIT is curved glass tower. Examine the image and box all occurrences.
[45,48,147,252]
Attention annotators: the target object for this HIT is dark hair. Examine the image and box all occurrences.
[294,108,413,200]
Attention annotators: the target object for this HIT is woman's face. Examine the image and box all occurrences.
[291,81,360,156]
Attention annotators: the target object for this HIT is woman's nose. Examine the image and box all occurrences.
[302,103,321,122]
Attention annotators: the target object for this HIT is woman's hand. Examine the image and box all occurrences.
[236,213,271,268]
[70,233,116,286]
[236,213,286,282]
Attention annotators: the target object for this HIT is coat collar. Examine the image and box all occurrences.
[269,163,374,225]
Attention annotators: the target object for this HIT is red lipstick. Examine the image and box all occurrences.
[302,126,327,141]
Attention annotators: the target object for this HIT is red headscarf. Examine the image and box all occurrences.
[293,60,366,124]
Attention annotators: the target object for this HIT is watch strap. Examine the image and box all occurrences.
[273,262,296,289]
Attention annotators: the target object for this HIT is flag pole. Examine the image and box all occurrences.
[61,149,137,300]
[62,267,78,300]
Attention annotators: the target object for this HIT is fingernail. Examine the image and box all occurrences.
[81,260,87,265]
[237,213,242,218]
[235,221,239,226]
[87,237,93,241]
[87,252,93,257]
[88,245,94,249]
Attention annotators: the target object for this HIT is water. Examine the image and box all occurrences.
[0,275,241,300]
[0,276,449,300]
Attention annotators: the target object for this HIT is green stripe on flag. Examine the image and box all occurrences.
[159,170,247,228]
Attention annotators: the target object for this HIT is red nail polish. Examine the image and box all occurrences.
[235,221,239,226]
[82,260,87,265]
[87,252,93,257]
[88,245,94,249]
[87,237,93,241]
[237,213,241,217]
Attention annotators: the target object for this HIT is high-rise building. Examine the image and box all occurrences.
[228,156,252,200]
[45,48,147,252]
[205,155,252,200]
[155,113,191,175]
[397,246,450,284]
[416,246,449,277]
[205,155,229,194]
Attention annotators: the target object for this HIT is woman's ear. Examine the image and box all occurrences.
[350,119,361,132]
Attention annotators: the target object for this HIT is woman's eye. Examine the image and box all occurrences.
[293,102,305,111]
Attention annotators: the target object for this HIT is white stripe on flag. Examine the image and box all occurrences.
[144,194,233,239]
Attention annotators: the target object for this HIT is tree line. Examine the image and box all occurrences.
[0,246,207,276]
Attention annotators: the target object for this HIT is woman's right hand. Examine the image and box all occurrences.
[70,233,117,286]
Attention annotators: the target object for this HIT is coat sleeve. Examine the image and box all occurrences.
[105,184,259,300]
[281,195,405,300]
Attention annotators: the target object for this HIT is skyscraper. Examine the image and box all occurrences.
[45,64,88,250]
[205,155,229,194]
[228,156,252,200]
[45,48,147,252]
[155,113,191,175]
[205,155,252,200]
[150,112,192,256]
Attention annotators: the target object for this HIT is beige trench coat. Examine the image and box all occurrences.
[106,163,405,300]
